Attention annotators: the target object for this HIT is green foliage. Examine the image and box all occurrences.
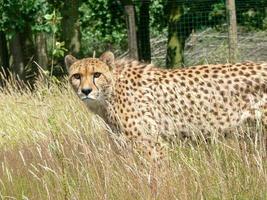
[149,0,168,35]
[43,9,66,58]
[53,41,67,58]
[209,2,226,25]
[44,10,62,34]
[0,0,266,79]
[236,0,267,29]
[1,0,265,52]
[31,0,53,33]
[238,8,267,30]
[0,0,52,35]
[79,0,127,56]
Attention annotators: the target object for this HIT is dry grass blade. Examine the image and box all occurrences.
[0,77,266,199]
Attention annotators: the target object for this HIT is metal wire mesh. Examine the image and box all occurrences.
[132,0,267,66]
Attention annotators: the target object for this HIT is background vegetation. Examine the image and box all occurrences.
[0,0,267,84]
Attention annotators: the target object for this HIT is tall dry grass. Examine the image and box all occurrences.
[0,78,266,199]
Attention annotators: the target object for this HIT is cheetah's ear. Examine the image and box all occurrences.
[65,55,77,70]
[99,51,115,68]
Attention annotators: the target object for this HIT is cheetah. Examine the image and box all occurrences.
[65,51,267,160]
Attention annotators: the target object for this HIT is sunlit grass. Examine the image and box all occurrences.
[0,78,266,199]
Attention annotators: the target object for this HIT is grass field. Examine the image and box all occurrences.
[0,79,266,200]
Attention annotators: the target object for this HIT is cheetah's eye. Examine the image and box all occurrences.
[93,72,101,78]
[73,73,81,79]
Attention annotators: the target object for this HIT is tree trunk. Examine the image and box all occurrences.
[10,33,24,80]
[0,31,9,78]
[138,0,151,62]
[226,0,238,63]
[166,2,184,68]
[20,25,35,66]
[124,4,139,60]
[21,25,37,83]
[61,0,81,56]
[35,32,48,70]
[120,0,139,59]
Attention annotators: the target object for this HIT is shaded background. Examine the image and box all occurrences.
[0,0,267,85]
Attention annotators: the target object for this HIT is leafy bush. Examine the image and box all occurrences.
[79,0,127,57]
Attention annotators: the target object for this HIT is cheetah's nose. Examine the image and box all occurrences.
[81,88,92,96]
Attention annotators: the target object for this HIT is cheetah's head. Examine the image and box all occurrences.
[65,51,115,104]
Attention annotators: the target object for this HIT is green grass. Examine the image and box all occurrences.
[0,79,266,199]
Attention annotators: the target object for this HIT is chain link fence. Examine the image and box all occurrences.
[145,0,267,66]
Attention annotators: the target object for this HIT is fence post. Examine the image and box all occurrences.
[226,0,238,63]
[124,4,139,60]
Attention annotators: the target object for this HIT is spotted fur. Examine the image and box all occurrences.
[65,52,267,160]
